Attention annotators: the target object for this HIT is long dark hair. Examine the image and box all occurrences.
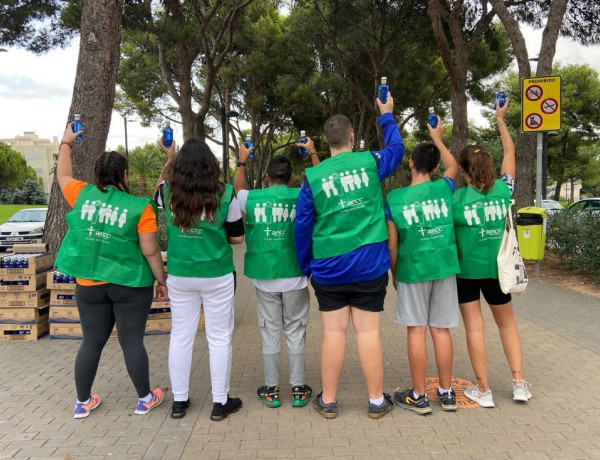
[166,138,223,230]
[94,151,129,193]
[458,145,496,193]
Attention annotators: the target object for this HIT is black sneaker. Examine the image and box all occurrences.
[292,384,313,407]
[368,393,394,419]
[312,391,338,419]
[393,388,432,415]
[437,388,457,411]
[171,399,190,419]
[210,396,243,421]
[256,385,281,408]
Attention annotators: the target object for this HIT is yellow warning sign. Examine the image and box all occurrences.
[521,76,561,132]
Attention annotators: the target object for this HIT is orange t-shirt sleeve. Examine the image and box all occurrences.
[137,204,158,233]
[64,179,88,207]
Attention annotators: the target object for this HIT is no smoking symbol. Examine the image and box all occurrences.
[526,85,543,101]
[541,98,558,114]
[525,113,543,130]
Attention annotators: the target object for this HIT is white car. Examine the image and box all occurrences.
[0,208,48,251]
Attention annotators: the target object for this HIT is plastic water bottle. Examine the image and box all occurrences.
[163,122,173,147]
[72,114,83,140]
[244,134,254,159]
[427,107,438,128]
[495,89,507,109]
[298,130,308,156]
[378,77,389,103]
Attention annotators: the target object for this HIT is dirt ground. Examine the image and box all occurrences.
[525,254,600,300]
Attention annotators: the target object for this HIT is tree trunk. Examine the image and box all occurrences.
[449,72,469,157]
[553,178,563,201]
[44,0,124,255]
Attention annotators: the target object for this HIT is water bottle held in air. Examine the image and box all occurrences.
[495,89,507,109]
[163,122,173,147]
[298,130,308,156]
[427,107,438,128]
[72,114,83,140]
[378,77,389,104]
[244,134,254,159]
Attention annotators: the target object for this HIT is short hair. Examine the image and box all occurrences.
[411,142,440,174]
[266,155,292,184]
[323,115,353,149]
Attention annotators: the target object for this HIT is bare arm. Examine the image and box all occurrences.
[386,220,398,290]
[155,137,177,192]
[139,232,168,300]
[57,124,82,193]
[297,137,320,166]
[497,100,516,179]
[428,116,458,182]
[234,144,252,193]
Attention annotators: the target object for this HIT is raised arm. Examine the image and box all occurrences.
[297,136,321,166]
[428,116,458,182]
[57,124,82,194]
[234,143,252,194]
[373,94,406,180]
[155,137,177,192]
[497,100,516,179]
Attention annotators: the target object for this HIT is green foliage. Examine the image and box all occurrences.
[11,179,47,205]
[121,143,165,197]
[0,142,38,202]
[546,210,600,279]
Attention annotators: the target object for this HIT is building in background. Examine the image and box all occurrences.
[0,132,58,197]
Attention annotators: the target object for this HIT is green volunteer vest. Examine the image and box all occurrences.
[244,185,302,280]
[55,184,156,287]
[452,179,511,279]
[387,180,459,283]
[305,151,387,259]
[165,183,235,278]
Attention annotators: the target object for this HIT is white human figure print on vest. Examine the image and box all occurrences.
[118,209,128,228]
[109,207,119,226]
[410,204,419,223]
[283,204,289,222]
[471,205,482,225]
[360,167,369,187]
[421,201,431,222]
[402,205,413,225]
[494,200,503,220]
[81,200,90,220]
[433,199,441,219]
[352,170,362,189]
[87,201,98,222]
[464,206,474,226]
[99,203,108,223]
[261,203,267,223]
[290,204,296,222]
[322,178,332,198]
[441,198,448,218]
[254,203,262,223]
[328,175,339,196]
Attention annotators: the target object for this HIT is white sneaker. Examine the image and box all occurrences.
[512,380,532,402]
[464,385,495,408]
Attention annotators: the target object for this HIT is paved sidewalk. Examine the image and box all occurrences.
[1,245,599,459]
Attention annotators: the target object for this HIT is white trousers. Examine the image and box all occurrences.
[167,273,235,404]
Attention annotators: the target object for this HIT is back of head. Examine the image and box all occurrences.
[94,151,129,193]
[411,142,440,174]
[168,138,223,229]
[323,115,353,149]
[459,145,496,193]
[266,156,292,185]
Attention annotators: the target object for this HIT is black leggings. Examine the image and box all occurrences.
[74,284,153,401]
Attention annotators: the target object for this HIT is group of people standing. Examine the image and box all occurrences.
[54,92,529,421]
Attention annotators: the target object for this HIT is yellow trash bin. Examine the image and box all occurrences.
[516,206,547,261]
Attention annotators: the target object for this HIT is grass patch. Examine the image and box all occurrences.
[0,204,48,225]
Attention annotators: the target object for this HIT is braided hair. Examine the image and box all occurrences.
[94,151,130,193]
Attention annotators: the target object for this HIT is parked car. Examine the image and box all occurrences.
[541,199,564,215]
[0,208,48,252]
[567,198,600,213]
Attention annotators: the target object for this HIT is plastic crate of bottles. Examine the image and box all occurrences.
[46,271,76,290]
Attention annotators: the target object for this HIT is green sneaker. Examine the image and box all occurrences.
[292,384,313,407]
[256,385,280,408]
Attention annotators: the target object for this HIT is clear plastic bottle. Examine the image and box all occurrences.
[427,107,438,128]
[244,134,254,159]
[163,121,173,147]
[378,77,389,104]
[72,114,83,140]
[298,130,308,156]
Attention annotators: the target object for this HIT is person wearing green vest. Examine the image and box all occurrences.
[156,137,245,421]
[386,116,460,415]
[452,100,532,406]
[234,149,312,409]
[295,94,405,419]
[55,124,168,419]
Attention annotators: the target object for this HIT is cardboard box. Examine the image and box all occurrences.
[0,321,49,341]
[144,318,171,335]
[0,305,49,324]
[0,272,48,292]
[50,289,76,306]
[49,306,79,323]
[13,243,49,253]
[0,253,53,275]
[46,271,76,290]
[49,322,82,340]
[0,289,50,307]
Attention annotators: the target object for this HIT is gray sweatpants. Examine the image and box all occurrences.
[255,287,310,387]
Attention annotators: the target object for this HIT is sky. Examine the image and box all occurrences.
[1,24,600,151]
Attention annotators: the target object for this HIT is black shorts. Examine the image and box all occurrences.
[456,277,511,305]
[311,272,388,312]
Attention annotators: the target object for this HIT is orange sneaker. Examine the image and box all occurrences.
[134,387,164,415]
[73,394,101,419]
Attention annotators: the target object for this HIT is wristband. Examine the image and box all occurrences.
[309,150,318,156]
[60,141,74,148]
[236,161,246,167]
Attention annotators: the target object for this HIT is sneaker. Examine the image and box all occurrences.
[171,398,191,419]
[464,385,495,408]
[312,392,338,419]
[135,387,164,415]
[368,393,394,419]
[210,396,243,421]
[393,388,432,415]
[256,385,281,408]
[292,384,313,407]
[512,380,532,402]
[437,388,457,411]
[73,394,101,419]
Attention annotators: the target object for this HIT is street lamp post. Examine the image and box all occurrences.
[123,116,137,160]
[220,107,239,183]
